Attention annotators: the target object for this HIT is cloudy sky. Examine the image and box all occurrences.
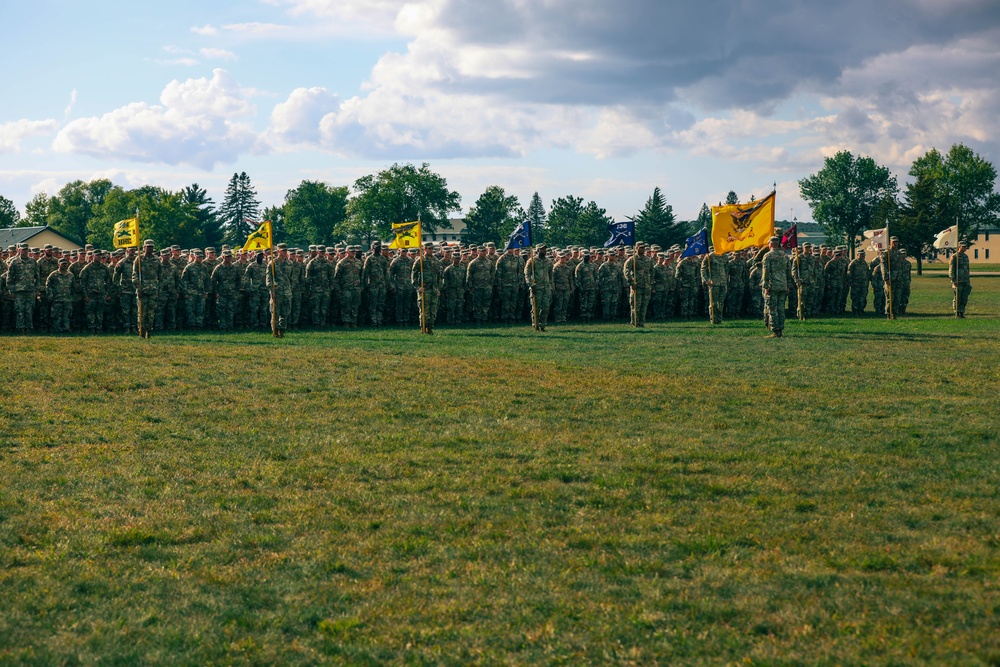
[2,0,998,223]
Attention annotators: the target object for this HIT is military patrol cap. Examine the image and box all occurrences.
[206,247,217,253]
[581,250,591,257]
[30,247,40,253]
[170,244,180,251]
[192,249,204,256]
[890,236,899,241]
[536,244,547,250]
[468,244,478,251]
[315,245,326,252]
[16,242,27,249]
[144,239,155,247]
[485,242,495,248]
[160,249,170,256]
[650,245,661,252]
[43,243,53,250]
[85,244,94,250]
[958,240,968,248]
[858,248,866,254]
[769,236,781,244]
[635,241,646,248]
[422,241,434,248]
[802,242,812,248]
[58,258,68,265]
[221,249,233,256]
[372,240,382,248]
[900,249,908,255]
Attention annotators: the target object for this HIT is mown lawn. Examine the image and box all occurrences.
[1,275,998,665]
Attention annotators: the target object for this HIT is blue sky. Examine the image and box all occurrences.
[2,0,998,223]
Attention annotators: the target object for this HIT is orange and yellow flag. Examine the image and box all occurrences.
[711,191,776,255]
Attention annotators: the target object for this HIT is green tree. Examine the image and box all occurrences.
[220,172,261,246]
[526,191,546,244]
[895,172,950,275]
[283,180,349,247]
[909,144,1000,242]
[182,184,224,249]
[346,163,461,245]
[465,186,524,245]
[631,187,688,248]
[545,196,584,247]
[799,150,898,256]
[576,201,615,248]
[89,186,200,249]
[725,191,739,205]
[47,179,113,243]
[23,193,50,227]
[696,203,712,231]
[0,195,20,228]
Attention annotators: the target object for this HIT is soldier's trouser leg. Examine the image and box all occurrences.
[216,297,234,331]
[530,288,552,328]
[273,291,291,330]
[49,301,69,333]
[630,288,651,326]
[138,293,157,333]
[955,283,971,315]
[312,292,330,326]
[368,286,386,326]
[395,291,411,324]
[765,290,787,333]
[14,292,35,331]
[470,287,489,322]
[552,289,568,323]
[340,290,359,325]
[579,289,596,321]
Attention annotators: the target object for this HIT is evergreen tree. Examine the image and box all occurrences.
[0,195,20,228]
[526,191,546,244]
[632,187,688,248]
[465,186,524,245]
[696,203,712,229]
[220,172,261,246]
[182,184,224,248]
[725,191,739,205]
[545,196,584,247]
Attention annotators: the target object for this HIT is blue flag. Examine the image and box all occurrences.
[504,220,532,250]
[680,227,708,258]
[604,220,635,247]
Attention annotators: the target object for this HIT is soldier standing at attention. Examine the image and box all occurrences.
[869,251,885,316]
[699,247,728,325]
[181,250,209,328]
[211,249,243,331]
[761,236,793,338]
[880,236,904,319]
[7,243,38,334]
[244,252,270,329]
[524,244,554,332]
[574,250,598,323]
[267,243,294,336]
[847,248,871,315]
[412,241,444,333]
[46,259,75,333]
[624,242,654,327]
[305,245,333,327]
[551,251,574,323]
[674,251,700,320]
[949,241,972,317]
[334,245,364,328]
[80,251,110,333]
[898,249,912,315]
[442,251,465,325]
[132,239,162,338]
[364,241,391,327]
[465,245,494,325]
[494,247,522,325]
[389,248,414,326]
[114,247,137,334]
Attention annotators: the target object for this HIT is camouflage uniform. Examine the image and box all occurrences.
[699,253,728,324]
[305,254,334,326]
[466,254,495,324]
[494,252,522,324]
[847,254,871,314]
[244,260,270,328]
[335,252,363,326]
[132,251,162,335]
[114,255,137,333]
[624,248,654,326]
[823,253,848,315]
[574,258,598,323]
[211,260,243,331]
[412,248,444,330]
[390,253,414,325]
[45,265,75,333]
[761,245,793,336]
[551,259,574,323]
[898,254,912,314]
[442,258,465,324]
[363,250,391,326]
[949,249,971,317]
[267,253,294,332]
[524,250,554,330]
[597,258,622,320]
[674,255,700,319]
[870,257,885,316]
[80,259,109,332]
[288,255,305,329]
[880,246,904,318]
[6,252,38,332]
[181,259,209,328]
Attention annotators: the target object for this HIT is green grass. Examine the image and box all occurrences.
[1,275,998,665]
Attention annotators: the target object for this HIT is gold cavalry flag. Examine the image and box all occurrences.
[112,217,139,249]
[389,220,421,249]
[243,221,273,252]
[711,191,776,255]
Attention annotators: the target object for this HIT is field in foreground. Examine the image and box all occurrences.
[1,274,998,665]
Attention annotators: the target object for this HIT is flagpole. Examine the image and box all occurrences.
[269,244,278,337]
[795,250,804,321]
[418,214,427,334]
[531,253,538,331]
[136,207,144,338]
[706,252,715,324]
[885,222,894,321]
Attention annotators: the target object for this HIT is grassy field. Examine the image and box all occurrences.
[1,274,998,665]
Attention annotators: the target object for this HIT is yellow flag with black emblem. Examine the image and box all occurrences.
[389,220,421,249]
[243,221,273,252]
[711,191,776,255]
[112,217,139,249]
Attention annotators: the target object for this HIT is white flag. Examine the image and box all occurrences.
[863,227,889,253]
[933,225,958,250]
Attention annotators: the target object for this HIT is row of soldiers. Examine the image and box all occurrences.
[1,233,919,335]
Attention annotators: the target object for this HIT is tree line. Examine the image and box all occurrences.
[799,143,1000,272]
[0,163,712,252]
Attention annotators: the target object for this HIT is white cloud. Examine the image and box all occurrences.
[200,47,238,61]
[0,119,60,153]
[52,69,262,169]
[191,24,218,36]
[221,22,292,37]
[63,90,78,121]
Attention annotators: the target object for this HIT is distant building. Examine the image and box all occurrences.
[969,228,997,263]
[0,226,83,251]
[422,218,467,244]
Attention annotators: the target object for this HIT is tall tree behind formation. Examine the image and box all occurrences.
[725,191,739,205]
[182,184,224,249]
[909,144,1000,242]
[526,191,546,244]
[799,150,898,254]
[0,195,21,228]
[220,172,261,246]
[632,187,688,248]
[283,180,349,246]
[464,186,524,245]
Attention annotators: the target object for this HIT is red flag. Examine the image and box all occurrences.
[781,224,798,250]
